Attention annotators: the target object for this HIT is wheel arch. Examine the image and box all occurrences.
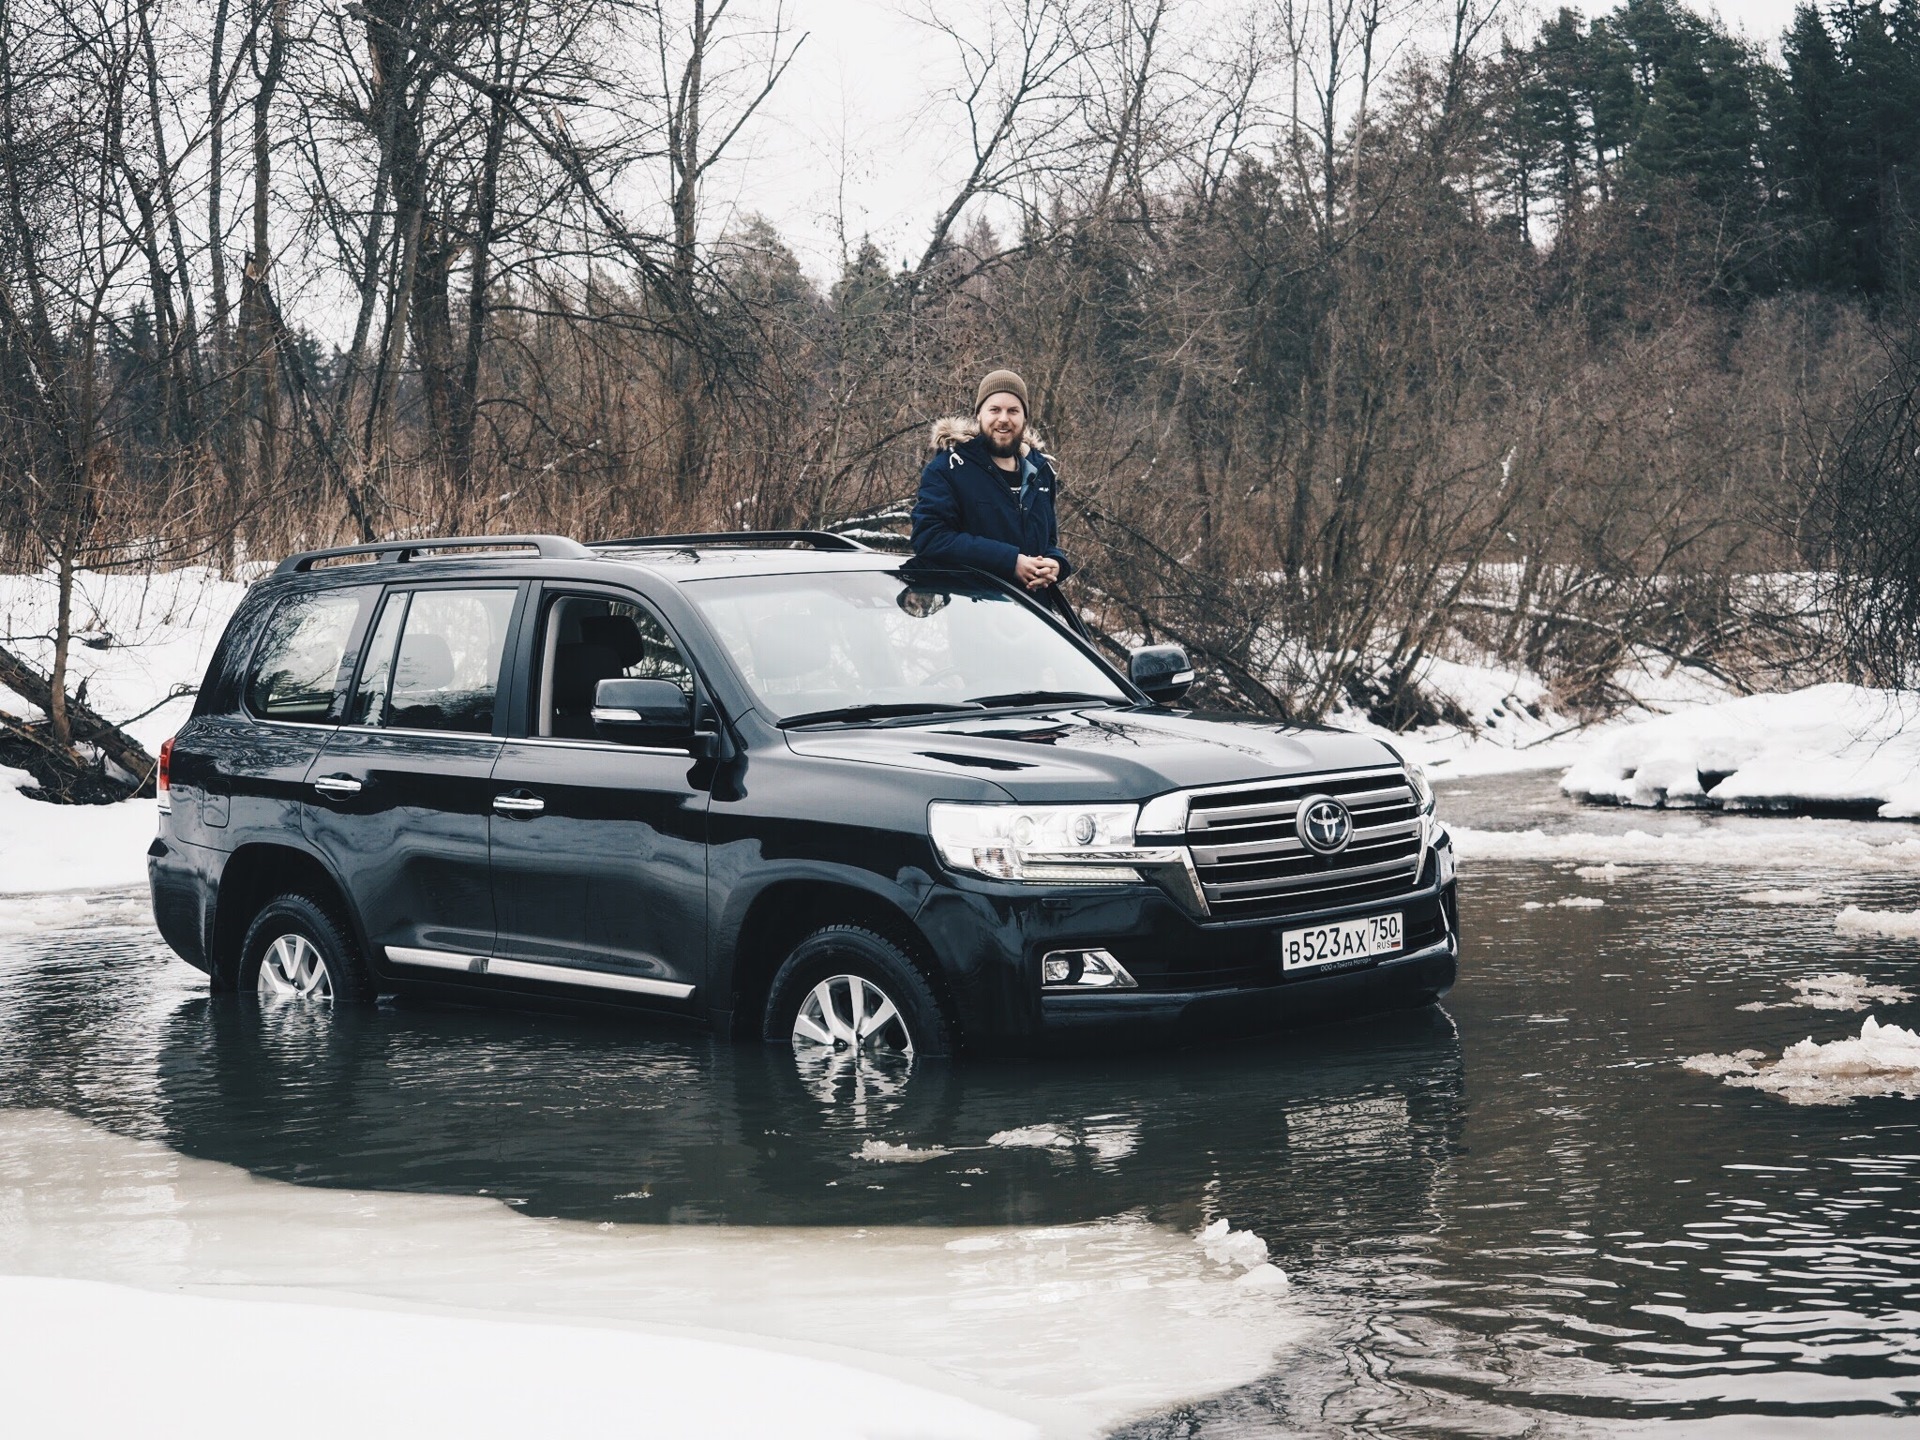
[210,841,362,989]
[720,875,956,1046]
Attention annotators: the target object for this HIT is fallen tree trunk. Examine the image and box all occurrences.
[0,645,159,793]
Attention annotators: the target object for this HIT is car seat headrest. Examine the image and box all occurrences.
[393,632,454,692]
[580,613,648,668]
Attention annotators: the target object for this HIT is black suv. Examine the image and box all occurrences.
[148,533,1458,1063]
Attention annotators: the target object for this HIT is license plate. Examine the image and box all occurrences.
[1280,912,1403,972]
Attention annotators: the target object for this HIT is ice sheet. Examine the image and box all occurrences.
[0,1110,1312,1431]
[2,1273,1037,1440]
[1453,824,1920,872]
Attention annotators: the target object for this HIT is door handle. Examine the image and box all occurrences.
[493,792,545,817]
[314,775,363,798]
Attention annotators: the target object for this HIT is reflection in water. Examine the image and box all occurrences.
[6,780,1920,1437]
[36,956,1464,1234]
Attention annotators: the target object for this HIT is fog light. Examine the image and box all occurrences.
[1040,949,1138,990]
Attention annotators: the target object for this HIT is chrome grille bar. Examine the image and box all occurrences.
[1202,853,1419,899]
[1186,782,1413,832]
[1190,816,1422,866]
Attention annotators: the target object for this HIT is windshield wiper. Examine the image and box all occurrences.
[964,689,1120,709]
[777,701,985,728]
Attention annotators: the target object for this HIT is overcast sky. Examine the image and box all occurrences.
[703,0,1809,282]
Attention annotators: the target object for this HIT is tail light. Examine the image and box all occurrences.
[156,737,174,813]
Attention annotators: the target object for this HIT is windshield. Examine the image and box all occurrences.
[683,569,1130,722]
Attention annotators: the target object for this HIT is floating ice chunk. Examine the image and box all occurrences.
[1735,973,1913,1012]
[1556,896,1605,908]
[1835,906,1920,941]
[944,1236,1002,1253]
[1521,901,1545,910]
[1233,1263,1290,1290]
[858,1140,952,1163]
[1198,1220,1270,1271]
[1739,888,1827,905]
[1574,863,1640,881]
[1684,1048,1766,1077]
[987,1125,1074,1150]
[1684,1016,1920,1104]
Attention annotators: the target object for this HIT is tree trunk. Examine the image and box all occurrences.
[0,645,160,789]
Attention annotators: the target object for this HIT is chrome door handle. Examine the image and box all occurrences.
[493,793,545,817]
[314,775,363,798]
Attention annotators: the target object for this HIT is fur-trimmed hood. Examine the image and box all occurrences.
[928,414,1049,459]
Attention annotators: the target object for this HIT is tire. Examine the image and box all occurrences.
[762,925,955,1061]
[239,893,376,1007]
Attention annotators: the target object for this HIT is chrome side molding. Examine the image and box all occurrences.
[385,946,695,1000]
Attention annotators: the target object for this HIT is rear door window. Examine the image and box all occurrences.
[245,590,366,722]
[354,588,518,734]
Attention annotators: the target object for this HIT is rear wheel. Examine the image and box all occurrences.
[763,927,953,1103]
[240,894,375,1007]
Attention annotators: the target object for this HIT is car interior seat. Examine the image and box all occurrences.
[551,641,623,739]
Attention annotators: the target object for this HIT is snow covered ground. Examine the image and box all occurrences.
[1,566,245,893]
[1562,683,1920,818]
[0,565,249,759]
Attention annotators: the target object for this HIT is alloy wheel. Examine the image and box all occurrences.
[790,973,914,1058]
[256,933,333,1002]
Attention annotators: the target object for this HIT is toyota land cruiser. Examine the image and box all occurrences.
[148,533,1458,1064]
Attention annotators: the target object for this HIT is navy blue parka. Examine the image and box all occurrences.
[910,420,1073,584]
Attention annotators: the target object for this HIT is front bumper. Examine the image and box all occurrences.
[913,842,1460,1049]
[1039,932,1456,1043]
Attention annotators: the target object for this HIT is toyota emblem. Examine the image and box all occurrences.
[1296,795,1354,855]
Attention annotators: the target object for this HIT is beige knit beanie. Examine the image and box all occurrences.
[974,369,1029,413]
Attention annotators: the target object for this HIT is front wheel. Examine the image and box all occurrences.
[763,926,954,1066]
[240,894,376,1006]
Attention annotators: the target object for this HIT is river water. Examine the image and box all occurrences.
[2,772,1918,1435]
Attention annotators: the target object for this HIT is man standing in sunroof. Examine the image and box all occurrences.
[911,369,1078,627]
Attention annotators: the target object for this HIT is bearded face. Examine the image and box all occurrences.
[978,394,1025,458]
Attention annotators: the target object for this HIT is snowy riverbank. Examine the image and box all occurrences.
[2,565,1917,896]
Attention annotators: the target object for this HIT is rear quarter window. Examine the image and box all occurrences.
[245,590,365,722]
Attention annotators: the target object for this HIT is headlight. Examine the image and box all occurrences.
[1406,762,1435,814]
[928,802,1151,883]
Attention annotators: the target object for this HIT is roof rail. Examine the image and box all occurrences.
[591,530,871,553]
[274,534,594,575]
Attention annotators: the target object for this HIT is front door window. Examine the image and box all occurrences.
[536,594,692,741]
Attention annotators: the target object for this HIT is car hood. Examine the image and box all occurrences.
[780,705,1403,801]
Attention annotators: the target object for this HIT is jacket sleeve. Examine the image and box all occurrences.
[911,457,1022,580]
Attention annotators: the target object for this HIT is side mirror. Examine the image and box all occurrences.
[592,677,694,743]
[1129,644,1194,704]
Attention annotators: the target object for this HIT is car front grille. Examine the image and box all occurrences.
[1183,766,1424,919]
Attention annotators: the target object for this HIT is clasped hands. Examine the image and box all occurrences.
[1014,554,1060,590]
